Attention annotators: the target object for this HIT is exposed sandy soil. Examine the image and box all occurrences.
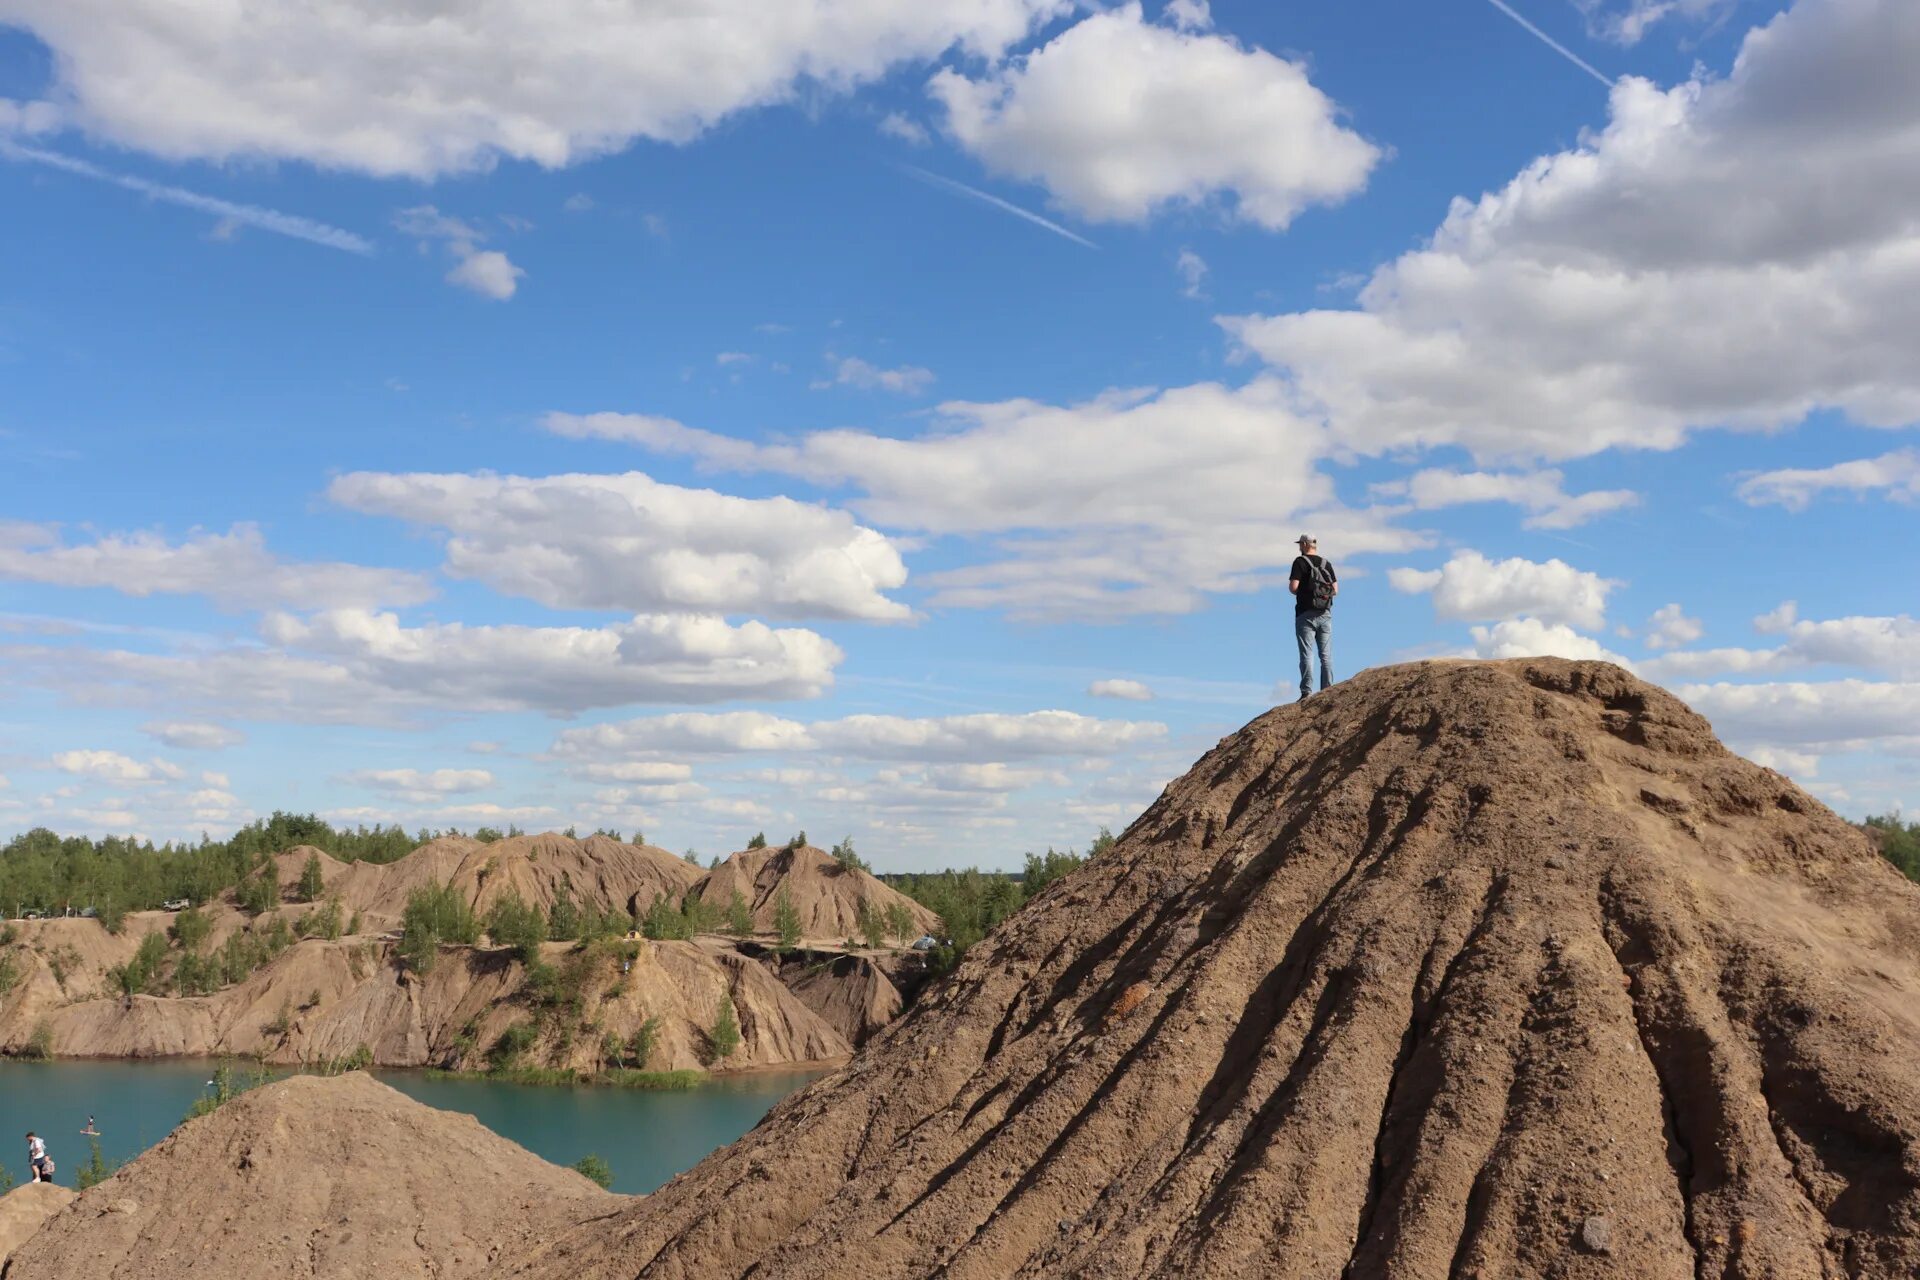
[689,845,940,944]
[0,1073,611,1280]
[271,832,702,929]
[783,954,905,1048]
[0,933,848,1071]
[0,829,864,1071]
[0,1184,73,1270]
[490,659,1920,1279]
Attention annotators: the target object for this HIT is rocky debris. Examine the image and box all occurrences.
[488,659,1920,1280]
[0,1183,74,1269]
[0,1074,611,1280]
[782,953,905,1047]
[687,844,940,943]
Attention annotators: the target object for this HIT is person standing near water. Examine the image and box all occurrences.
[1288,534,1338,700]
[25,1131,52,1183]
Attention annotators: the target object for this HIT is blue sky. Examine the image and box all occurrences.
[2,0,1915,866]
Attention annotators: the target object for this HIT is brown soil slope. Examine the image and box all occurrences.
[495,659,1920,1280]
[1,935,847,1071]
[271,832,701,927]
[784,954,905,1047]
[690,845,939,941]
[0,1184,73,1270]
[2,1073,612,1280]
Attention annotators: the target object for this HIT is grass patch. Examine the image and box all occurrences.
[600,1068,705,1090]
[424,1065,707,1090]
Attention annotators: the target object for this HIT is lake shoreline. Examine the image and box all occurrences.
[0,1056,825,1195]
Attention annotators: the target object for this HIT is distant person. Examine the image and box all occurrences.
[26,1131,52,1183]
[81,1115,99,1136]
[1288,534,1338,700]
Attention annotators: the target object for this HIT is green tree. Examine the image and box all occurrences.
[628,1014,661,1070]
[683,847,701,865]
[641,893,692,941]
[485,890,548,963]
[399,881,478,975]
[235,864,281,915]
[725,890,753,936]
[856,898,887,950]
[572,1153,614,1189]
[709,993,740,1060]
[170,904,212,951]
[772,886,802,953]
[546,887,581,941]
[1867,813,1920,882]
[298,850,325,902]
[1023,847,1086,897]
[885,900,916,945]
[830,836,868,874]
[75,1136,118,1189]
[786,830,807,850]
[745,832,768,849]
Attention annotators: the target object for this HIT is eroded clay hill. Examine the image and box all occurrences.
[689,844,939,942]
[496,659,1920,1280]
[1,1074,611,1280]
[271,831,702,928]
[0,932,847,1070]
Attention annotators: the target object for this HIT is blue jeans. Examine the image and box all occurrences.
[1296,611,1332,698]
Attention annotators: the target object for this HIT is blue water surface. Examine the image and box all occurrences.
[0,1058,819,1194]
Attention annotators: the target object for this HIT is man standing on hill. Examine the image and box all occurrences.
[1289,534,1338,700]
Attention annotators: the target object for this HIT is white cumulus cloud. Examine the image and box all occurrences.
[1088,678,1155,701]
[0,522,431,610]
[930,4,1379,228]
[1373,469,1639,530]
[553,708,1163,763]
[142,721,247,750]
[51,749,183,783]
[1467,618,1633,665]
[4,0,1068,177]
[1223,0,1920,462]
[6,610,842,724]
[1738,448,1920,511]
[550,381,1425,619]
[1644,603,1703,649]
[343,768,495,795]
[327,470,909,622]
[1389,550,1616,631]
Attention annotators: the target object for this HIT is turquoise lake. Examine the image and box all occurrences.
[0,1058,822,1195]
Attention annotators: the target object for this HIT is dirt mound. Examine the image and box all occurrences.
[494,659,1920,1280]
[1,1074,610,1280]
[783,954,905,1047]
[689,844,940,943]
[0,1184,73,1269]
[269,832,701,928]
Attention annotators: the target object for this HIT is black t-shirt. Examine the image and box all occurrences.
[1291,554,1337,614]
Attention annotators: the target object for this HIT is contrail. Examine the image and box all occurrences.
[900,165,1098,250]
[1482,0,1615,87]
[0,141,375,254]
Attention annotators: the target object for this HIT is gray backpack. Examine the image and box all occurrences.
[1303,556,1336,611]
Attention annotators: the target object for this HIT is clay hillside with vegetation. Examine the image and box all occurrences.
[265,831,702,932]
[477,659,1920,1280]
[688,839,941,944]
[0,829,867,1073]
